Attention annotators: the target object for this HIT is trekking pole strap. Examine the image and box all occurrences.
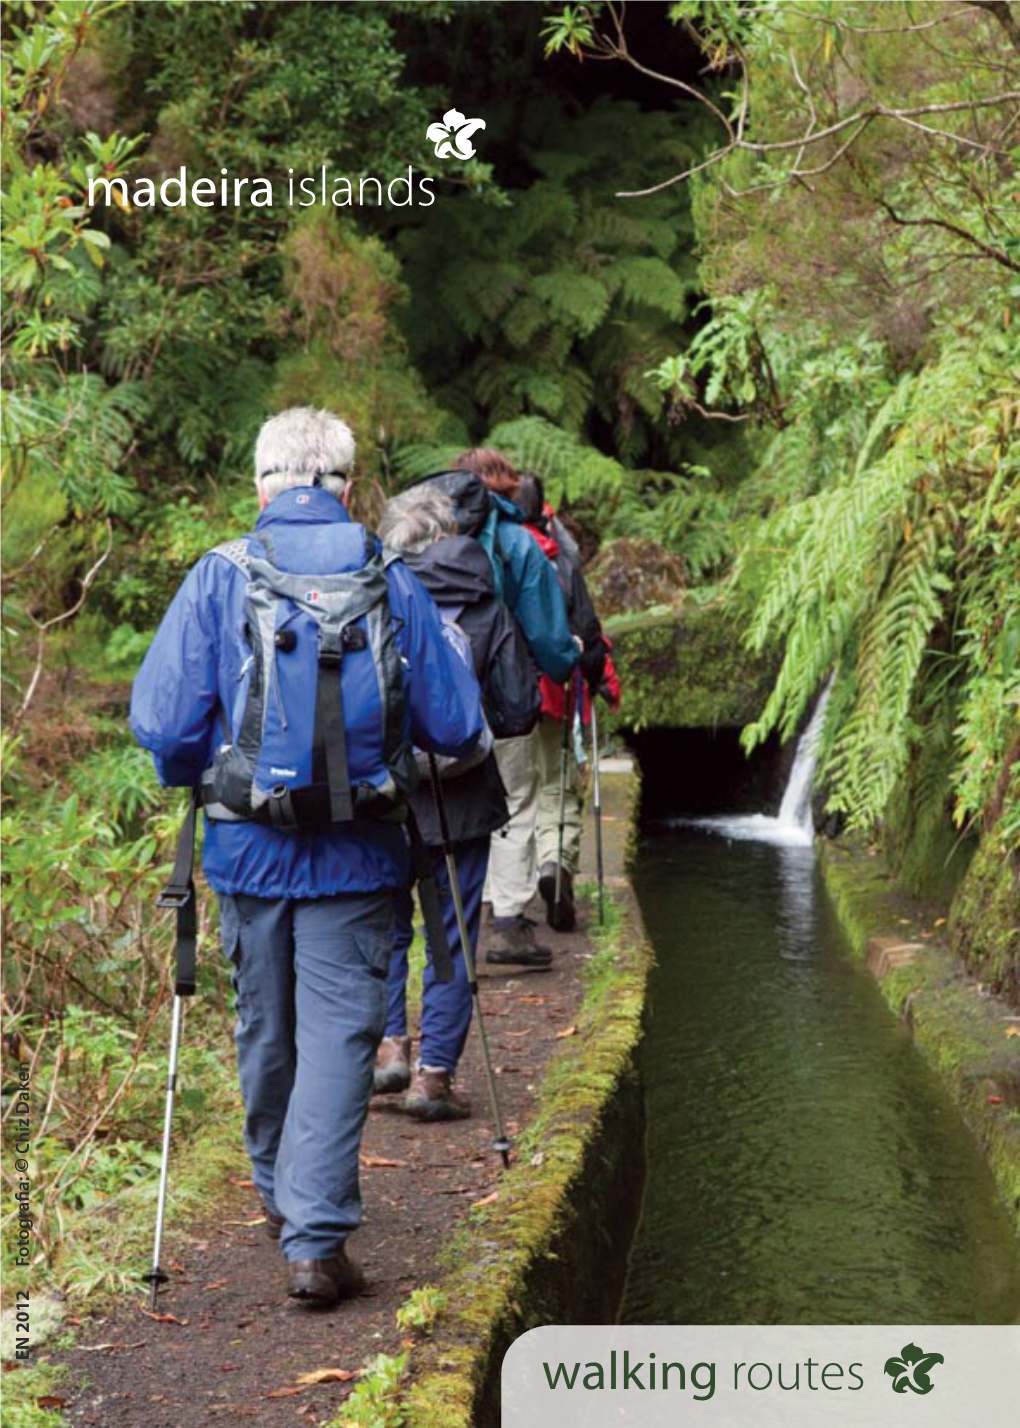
[157,788,199,997]
[406,809,454,984]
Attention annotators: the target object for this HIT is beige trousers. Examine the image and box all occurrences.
[486,719,583,919]
[535,714,582,875]
[486,729,541,919]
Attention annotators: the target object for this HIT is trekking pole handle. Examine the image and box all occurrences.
[426,751,453,849]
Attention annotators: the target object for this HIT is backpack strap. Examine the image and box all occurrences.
[156,788,200,997]
[211,537,258,575]
[313,624,354,823]
[405,812,453,983]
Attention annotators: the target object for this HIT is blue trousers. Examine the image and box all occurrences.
[218,890,392,1262]
[385,836,489,1073]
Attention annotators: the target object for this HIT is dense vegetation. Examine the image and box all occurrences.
[1,0,1017,1333]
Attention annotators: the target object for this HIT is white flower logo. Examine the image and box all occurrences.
[426,108,486,161]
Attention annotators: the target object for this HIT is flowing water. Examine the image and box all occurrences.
[619,707,1020,1324]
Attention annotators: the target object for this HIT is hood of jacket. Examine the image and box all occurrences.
[420,470,493,538]
[403,534,496,607]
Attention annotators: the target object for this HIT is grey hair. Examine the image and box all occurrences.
[254,407,355,503]
[378,486,458,554]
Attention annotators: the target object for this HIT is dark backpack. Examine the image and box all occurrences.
[201,533,414,828]
[403,535,540,740]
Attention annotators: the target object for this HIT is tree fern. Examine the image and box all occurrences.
[742,334,1016,832]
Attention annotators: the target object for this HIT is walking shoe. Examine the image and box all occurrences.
[373,1035,412,1094]
[486,915,553,968]
[286,1247,365,1307]
[263,1206,284,1240]
[538,862,576,932]
[404,1065,472,1121]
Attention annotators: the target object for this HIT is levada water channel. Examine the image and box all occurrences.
[619,702,1020,1325]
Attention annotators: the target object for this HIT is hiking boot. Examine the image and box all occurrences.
[404,1065,472,1122]
[263,1206,284,1240]
[486,915,553,968]
[538,862,576,932]
[373,1035,412,1094]
[286,1247,365,1308]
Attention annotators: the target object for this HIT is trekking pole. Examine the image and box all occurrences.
[426,753,511,1170]
[143,791,199,1310]
[553,675,575,924]
[590,695,605,926]
[146,994,184,1310]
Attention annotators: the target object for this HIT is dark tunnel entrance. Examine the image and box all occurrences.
[623,726,792,822]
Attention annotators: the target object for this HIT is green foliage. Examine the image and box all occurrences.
[683,1,1020,350]
[331,1353,408,1428]
[743,332,1019,833]
[395,1285,448,1336]
[398,98,708,466]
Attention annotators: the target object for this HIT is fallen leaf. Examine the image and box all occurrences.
[518,994,547,1004]
[933,917,946,927]
[472,1190,499,1208]
[988,1094,1004,1104]
[140,1310,190,1325]
[1006,1027,1020,1038]
[79,1341,147,1353]
[266,1386,303,1399]
[225,1217,265,1227]
[295,1368,356,1385]
[168,1261,186,1274]
[360,1155,408,1169]
[230,1177,256,1188]
[203,1280,228,1291]
[555,1024,578,1038]
[36,1397,66,1410]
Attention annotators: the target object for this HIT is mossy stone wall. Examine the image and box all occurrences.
[607,602,778,731]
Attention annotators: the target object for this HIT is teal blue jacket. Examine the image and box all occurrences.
[422,473,578,684]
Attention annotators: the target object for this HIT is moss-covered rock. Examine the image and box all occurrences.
[607,600,778,731]
[586,538,687,616]
[950,833,1020,1007]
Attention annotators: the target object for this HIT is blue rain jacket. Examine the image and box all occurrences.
[130,488,484,897]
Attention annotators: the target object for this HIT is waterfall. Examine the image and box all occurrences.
[776,677,834,837]
[668,677,834,849]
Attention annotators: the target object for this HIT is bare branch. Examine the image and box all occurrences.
[968,1,1020,56]
[616,92,1020,199]
[878,198,1020,272]
[0,525,61,591]
[786,5,978,37]
[9,520,114,733]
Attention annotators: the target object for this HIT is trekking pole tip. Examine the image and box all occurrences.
[142,1267,168,1311]
[493,1137,512,1170]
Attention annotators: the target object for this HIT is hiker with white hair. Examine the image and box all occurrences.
[373,484,540,1119]
[131,407,484,1307]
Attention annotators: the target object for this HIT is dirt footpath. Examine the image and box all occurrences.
[62,907,594,1428]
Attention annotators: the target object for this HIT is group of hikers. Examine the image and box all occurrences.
[130,406,620,1309]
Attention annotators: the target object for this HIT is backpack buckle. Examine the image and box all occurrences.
[157,886,193,910]
[318,628,344,666]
